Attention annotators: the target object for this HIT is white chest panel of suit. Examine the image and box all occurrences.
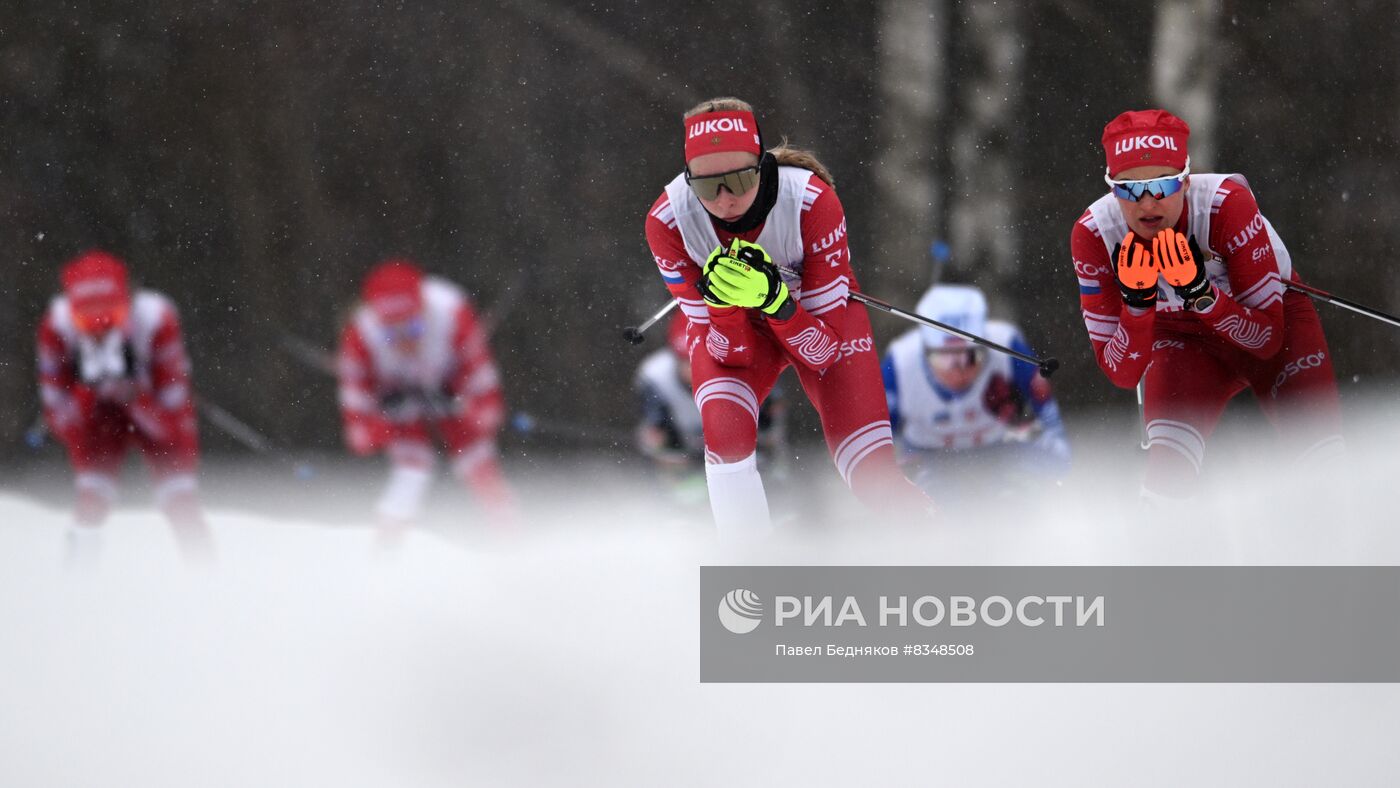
[355,277,463,392]
[663,165,813,296]
[888,322,1019,451]
[49,289,172,389]
[1086,173,1292,312]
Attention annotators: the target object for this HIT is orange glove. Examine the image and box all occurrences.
[1153,227,1211,302]
[1113,231,1159,309]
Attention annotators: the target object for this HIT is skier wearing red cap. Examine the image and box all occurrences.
[36,250,214,565]
[1071,109,1344,501]
[645,96,930,539]
[337,260,515,537]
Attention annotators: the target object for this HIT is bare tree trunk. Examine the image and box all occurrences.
[872,0,946,293]
[946,0,1022,313]
[1153,0,1222,170]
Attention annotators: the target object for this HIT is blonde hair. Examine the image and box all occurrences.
[769,138,835,190]
[684,97,836,190]
[684,97,755,118]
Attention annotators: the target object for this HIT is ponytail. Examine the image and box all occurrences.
[770,138,835,191]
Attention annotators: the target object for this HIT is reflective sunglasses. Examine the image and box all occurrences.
[383,316,426,343]
[1104,158,1191,202]
[685,165,760,201]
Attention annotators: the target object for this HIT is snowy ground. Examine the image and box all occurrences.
[2,403,1400,786]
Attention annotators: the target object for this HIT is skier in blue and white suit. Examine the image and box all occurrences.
[881,284,1070,499]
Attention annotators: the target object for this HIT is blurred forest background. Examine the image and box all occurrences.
[3,0,1399,459]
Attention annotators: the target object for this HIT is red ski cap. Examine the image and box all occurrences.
[362,259,424,322]
[1102,109,1190,177]
[685,110,762,163]
[62,249,130,334]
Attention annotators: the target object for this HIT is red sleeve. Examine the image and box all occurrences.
[36,309,83,437]
[1071,213,1155,389]
[336,319,379,427]
[446,300,505,438]
[146,305,195,414]
[1193,182,1286,358]
[123,300,198,444]
[645,192,756,367]
[763,178,852,372]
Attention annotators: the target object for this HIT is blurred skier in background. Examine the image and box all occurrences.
[337,259,516,542]
[644,96,931,540]
[634,312,789,509]
[36,250,214,566]
[882,284,1070,504]
[1071,109,1343,502]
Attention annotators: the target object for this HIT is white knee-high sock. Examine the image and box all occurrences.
[66,472,116,571]
[377,464,435,523]
[704,452,771,543]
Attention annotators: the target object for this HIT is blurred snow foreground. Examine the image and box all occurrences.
[2,408,1400,786]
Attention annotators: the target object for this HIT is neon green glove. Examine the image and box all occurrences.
[701,239,793,316]
[697,245,733,308]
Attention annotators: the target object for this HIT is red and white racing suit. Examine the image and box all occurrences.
[36,289,211,557]
[1071,173,1344,498]
[647,166,928,530]
[337,277,514,523]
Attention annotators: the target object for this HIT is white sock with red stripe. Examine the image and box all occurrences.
[704,452,772,544]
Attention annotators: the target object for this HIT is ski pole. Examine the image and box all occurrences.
[619,290,1061,377]
[1283,280,1400,329]
[195,396,274,454]
[850,291,1060,378]
[195,396,316,479]
[1136,379,1149,451]
[622,299,680,345]
[281,334,337,377]
[26,401,277,456]
[767,260,1061,377]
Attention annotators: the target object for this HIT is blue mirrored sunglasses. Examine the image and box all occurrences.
[1104,158,1190,202]
[383,317,426,342]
